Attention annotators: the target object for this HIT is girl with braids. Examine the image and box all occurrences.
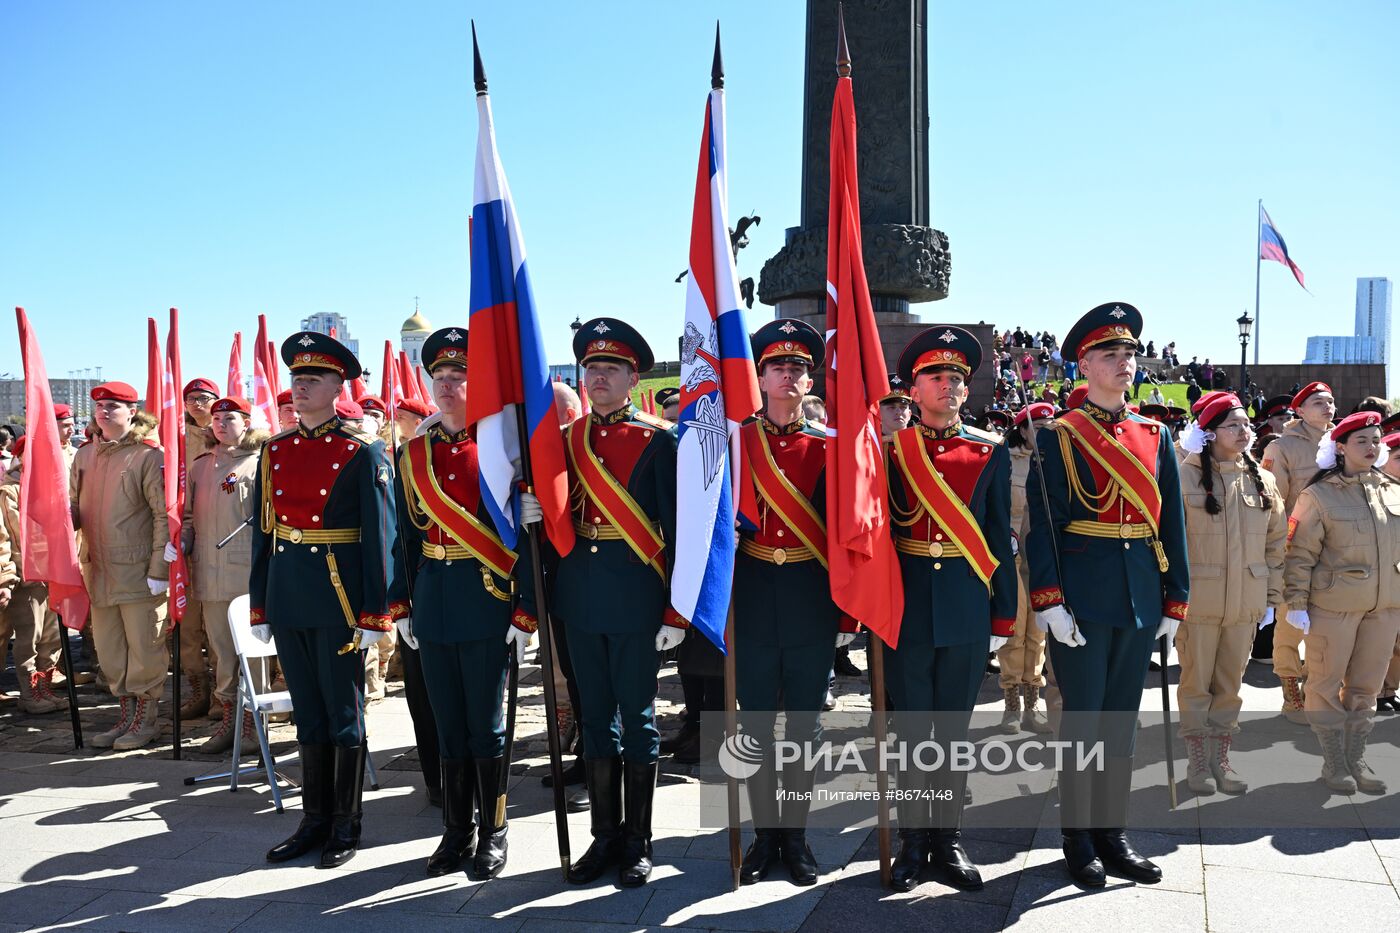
[1284,411,1400,794]
[1177,394,1286,794]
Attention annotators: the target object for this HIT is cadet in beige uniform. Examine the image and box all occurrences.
[1262,381,1335,721]
[71,381,170,750]
[184,396,267,753]
[178,377,221,720]
[1,443,63,713]
[998,401,1054,734]
[1283,411,1400,794]
[1176,394,1285,794]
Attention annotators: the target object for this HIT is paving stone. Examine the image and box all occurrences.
[1203,864,1400,933]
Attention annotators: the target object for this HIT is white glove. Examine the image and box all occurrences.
[835,632,857,648]
[1009,535,1019,557]
[506,625,531,664]
[519,491,543,527]
[990,635,1008,652]
[163,541,179,563]
[396,615,418,650]
[357,628,386,650]
[1035,606,1086,647]
[1258,607,1275,631]
[1285,609,1311,634]
[1155,615,1180,643]
[250,623,273,644]
[146,577,169,597]
[656,626,686,651]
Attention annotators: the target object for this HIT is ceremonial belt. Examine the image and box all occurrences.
[891,428,999,591]
[1056,410,1169,571]
[566,419,666,579]
[741,422,828,569]
[1065,520,1153,540]
[402,435,517,580]
[419,542,513,601]
[893,536,966,559]
[573,520,653,541]
[738,539,816,565]
[274,523,360,545]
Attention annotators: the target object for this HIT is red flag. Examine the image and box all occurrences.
[160,309,190,623]
[825,62,903,647]
[16,308,89,630]
[398,351,420,402]
[252,315,277,430]
[580,385,590,417]
[414,366,430,404]
[265,340,281,395]
[145,319,163,416]
[380,340,400,417]
[349,376,368,401]
[227,332,244,397]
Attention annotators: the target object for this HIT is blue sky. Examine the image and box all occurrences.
[2,0,1396,391]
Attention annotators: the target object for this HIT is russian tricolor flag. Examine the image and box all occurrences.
[464,66,573,557]
[1260,203,1306,289]
[671,42,762,652]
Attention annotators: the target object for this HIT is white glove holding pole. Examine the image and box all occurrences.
[146,578,169,597]
[250,623,273,644]
[163,541,179,563]
[519,491,543,527]
[989,635,1008,652]
[835,632,857,648]
[1258,607,1275,631]
[357,629,386,650]
[1035,606,1086,647]
[1155,615,1180,643]
[506,625,531,664]
[396,615,418,651]
[1285,609,1311,634]
[656,626,686,651]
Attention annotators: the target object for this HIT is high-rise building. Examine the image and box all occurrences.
[1355,277,1393,390]
[300,312,360,360]
[1303,335,1379,365]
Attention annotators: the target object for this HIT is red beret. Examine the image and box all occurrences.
[397,399,434,418]
[356,395,387,415]
[1015,402,1056,426]
[1292,381,1333,410]
[1197,393,1243,429]
[1332,410,1381,443]
[1190,390,1229,417]
[1066,385,1088,409]
[211,396,251,415]
[1383,432,1400,451]
[11,437,25,458]
[91,381,139,403]
[53,403,73,420]
[182,377,219,399]
[276,390,293,406]
[335,399,365,420]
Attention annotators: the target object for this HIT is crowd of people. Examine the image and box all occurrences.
[3,304,1399,900]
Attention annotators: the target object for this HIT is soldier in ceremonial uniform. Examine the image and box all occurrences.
[276,389,298,432]
[998,401,1055,735]
[884,326,1017,892]
[878,374,913,440]
[1025,302,1188,887]
[1261,381,1336,722]
[253,333,396,869]
[520,318,684,888]
[655,386,680,423]
[388,326,524,880]
[732,319,850,887]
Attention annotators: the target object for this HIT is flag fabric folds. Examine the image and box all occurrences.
[251,315,277,430]
[671,83,762,652]
[159,309,190,623]
[464,79,573,556]
[1259,204,1306,289]
[824,68,904,648]
[15,308,89,631]
[380,340,400,420]
[227,332,243,397]
[145,319,162,416]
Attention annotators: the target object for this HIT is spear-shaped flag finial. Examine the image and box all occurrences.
[836,3,851,77]
[472,20,488,96]
[712,21,724,90]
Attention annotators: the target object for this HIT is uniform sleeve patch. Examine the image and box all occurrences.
[1030,587,1063,609]
[1287,516,1298,541]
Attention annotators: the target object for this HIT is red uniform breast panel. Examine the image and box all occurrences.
[266,432,361,527]
[894,433,994,539]
[749,427,824,548]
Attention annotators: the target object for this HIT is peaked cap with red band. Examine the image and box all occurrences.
[897,325,983,384]
[421,327,470,373]
[751,318,824,371]
[573,317,654,373]
[280,331,363,381]
[1062,301,1143,361]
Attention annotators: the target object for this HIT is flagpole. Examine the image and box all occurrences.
[1260,197,1271,364]
[869,635,893,888]
[474,23,571,880]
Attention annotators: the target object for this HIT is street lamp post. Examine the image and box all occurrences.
[1237,312,1254,405]
[569,315,583,389]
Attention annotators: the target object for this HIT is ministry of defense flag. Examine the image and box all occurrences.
[463,49,572,557]
[672,54,762,652]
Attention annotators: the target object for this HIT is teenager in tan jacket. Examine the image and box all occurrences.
[70,382,170,750]
[0,446,63,713]
[176,377,220,720]
[1283,411,1400,794]
[1176,394,1286,794]
[183,397,267,754]
[1261,381,1335,721]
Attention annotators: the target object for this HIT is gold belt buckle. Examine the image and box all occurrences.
[587,524,599,540]
[288,528,304,544]
[772,547,788,566]
[430,544,447,560]
[928,541,944,558]
[1119,524,1134,539]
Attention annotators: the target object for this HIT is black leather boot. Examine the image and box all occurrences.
[619,759,657,887]
[567,756,623,884]
[740,754,781,885]
[1091,757,1161,883]
[426,759,477,876]
[472,756,509,879]
[890,830,931,892]
[1062,830,1105,887]
[778,764,818,886]
[267,743,333,862]
[320,743,366,869]
[929,768,981,891]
